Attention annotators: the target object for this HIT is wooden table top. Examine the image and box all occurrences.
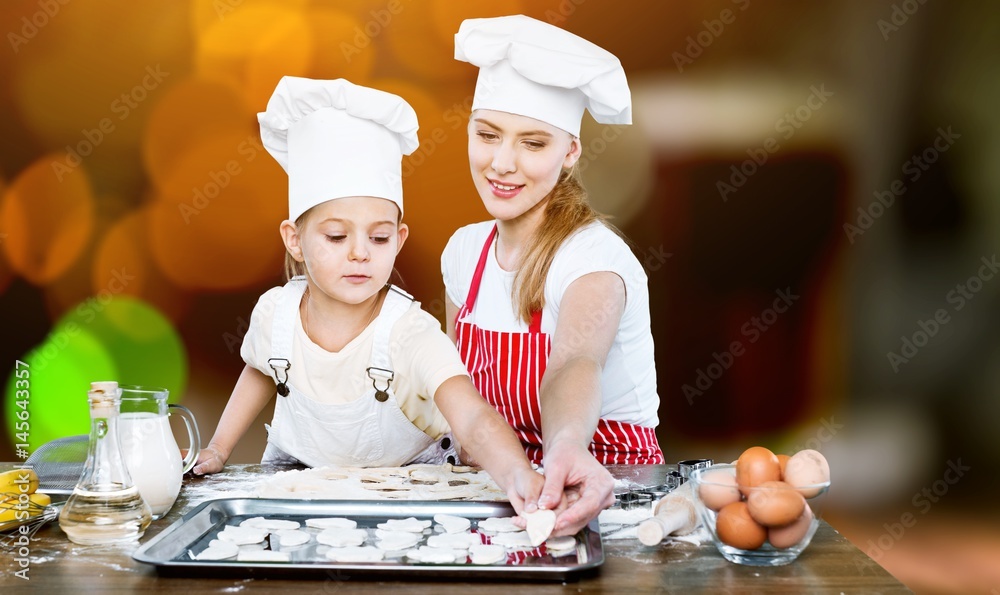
[1,464,910,593]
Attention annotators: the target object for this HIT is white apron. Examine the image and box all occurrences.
[261,278,458,467]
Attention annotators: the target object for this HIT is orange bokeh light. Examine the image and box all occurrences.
[1,155,94,286]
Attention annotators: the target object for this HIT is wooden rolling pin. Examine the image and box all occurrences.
[637,481,698,546]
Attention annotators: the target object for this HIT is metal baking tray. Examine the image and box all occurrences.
[133,498,603,580]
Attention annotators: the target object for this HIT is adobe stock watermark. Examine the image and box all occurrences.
[340,0,409,63]
[784,416,844,455]
[178,134,266,223]
[887,254,998,372]
[543,0,586,25]
[682,287,799,404]
[7,0,71,54]
[672,0,750,73]
[51,64,170,181]
[877,0,929,41]
[28,268,136,373]
[862,458,970,566]
[717,84,834,202]
[844,126,960,244]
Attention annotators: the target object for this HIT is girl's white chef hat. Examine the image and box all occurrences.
[455,15,631,137]
[258,77,419,222]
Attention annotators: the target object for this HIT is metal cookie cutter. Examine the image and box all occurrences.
[678,458,714,481]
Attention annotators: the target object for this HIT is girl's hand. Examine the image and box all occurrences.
[192,444,227,475]
[503,467,546,517]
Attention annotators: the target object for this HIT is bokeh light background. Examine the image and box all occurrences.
[1,1,998,591]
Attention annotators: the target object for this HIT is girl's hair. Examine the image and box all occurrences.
[512,166,622,324]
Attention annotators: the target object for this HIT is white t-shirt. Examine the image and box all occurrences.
[441,221,660,428]
[241,287,468,439]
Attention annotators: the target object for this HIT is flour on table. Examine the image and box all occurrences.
[255,463,506,501]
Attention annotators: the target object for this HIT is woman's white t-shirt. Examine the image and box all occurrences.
[441,221,660,428]
[241,287,468,439]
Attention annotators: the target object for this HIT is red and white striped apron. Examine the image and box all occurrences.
[454,225,664,465]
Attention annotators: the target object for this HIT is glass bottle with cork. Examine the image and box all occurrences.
[58,381,152,545]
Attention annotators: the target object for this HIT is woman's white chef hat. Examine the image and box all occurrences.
[258,77,419,222]
[455,15,631,137]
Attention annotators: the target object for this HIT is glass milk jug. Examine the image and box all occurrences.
[59,382,152,545]
[118,386,200,519]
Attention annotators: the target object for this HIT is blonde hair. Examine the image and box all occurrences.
[512,166,621,324]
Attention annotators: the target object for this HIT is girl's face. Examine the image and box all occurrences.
[281,196,407,305]
[468,109,581,225]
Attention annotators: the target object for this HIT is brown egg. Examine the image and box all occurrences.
[698,469,741,511]
[776,454,790,478]
[736,446,781,495]
[715,501,767,550]
[784,449,831,498]
[768,505,814,549]
[746,480,806,527]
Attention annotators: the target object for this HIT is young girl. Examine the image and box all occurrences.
[194,77,543,509]
[442,16,665,534]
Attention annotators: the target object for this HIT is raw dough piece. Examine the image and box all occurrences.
[194,539,239,560]
[240,516,301,530]
[236,550,290,562]
[477,516,521,533]
[426,532,480,551]
[545,535,576,552]
[469,543,506,565]
[490,531,534,549]
[316,528,368,547]
[305,517,357,530]
[523,509,556,546]
[374,529,421,550]
[405,545,461,564]
[217,525,268,545]
[377,517,431,532]
[273,529,310,547]
[325,546,385,562]
[433,513,471,534]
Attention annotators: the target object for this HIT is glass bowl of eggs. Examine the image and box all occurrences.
[690,448,831,566]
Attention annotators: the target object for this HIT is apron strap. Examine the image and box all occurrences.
[367,284,415,394]
[268,277,308,395]
[459,224,543,334]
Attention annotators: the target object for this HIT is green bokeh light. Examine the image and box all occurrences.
[5,296,187,453]
[5,329,118,449]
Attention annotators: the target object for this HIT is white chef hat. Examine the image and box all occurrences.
[455,15,631,137]
[258,77,419,222]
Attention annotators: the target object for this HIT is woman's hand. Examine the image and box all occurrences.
[192,444,227,475]
[538,441,615,536]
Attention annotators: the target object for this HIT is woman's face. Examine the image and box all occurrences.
[282,196,407,306]
[467,109,581,225]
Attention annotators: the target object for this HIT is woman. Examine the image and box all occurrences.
[442,15,665,536]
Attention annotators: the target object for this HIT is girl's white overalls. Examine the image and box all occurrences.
[260,278,458,468]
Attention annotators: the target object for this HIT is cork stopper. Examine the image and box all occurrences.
[89,381,120,417]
